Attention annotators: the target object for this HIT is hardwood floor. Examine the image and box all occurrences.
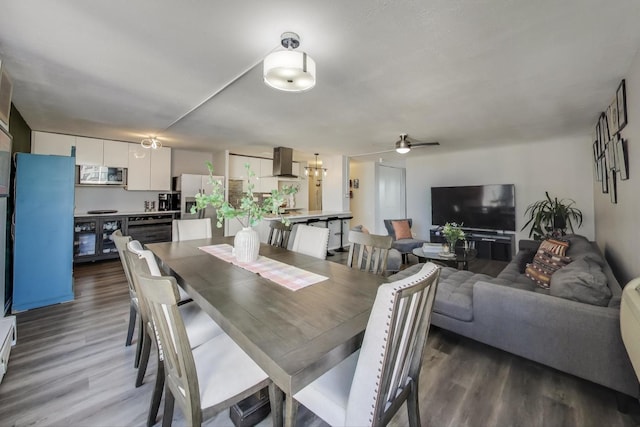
[0,257,638,426]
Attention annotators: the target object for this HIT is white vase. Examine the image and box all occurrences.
[234,227,260,262]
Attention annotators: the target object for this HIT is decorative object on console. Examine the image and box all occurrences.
[192,162,298,262]
[439,222,466,254]
[521,192,583,240]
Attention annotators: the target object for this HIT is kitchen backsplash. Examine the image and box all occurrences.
[75,186,164,213]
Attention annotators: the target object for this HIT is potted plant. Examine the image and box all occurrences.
[521,192,583,240]
[440,222,466,254]
[191,162,298,262]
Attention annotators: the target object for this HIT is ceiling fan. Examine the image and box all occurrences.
[394,133,440,154]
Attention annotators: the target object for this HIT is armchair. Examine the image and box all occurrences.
[383,218,427,263]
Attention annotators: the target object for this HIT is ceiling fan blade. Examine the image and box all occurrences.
[411,141,440,147]
[349,148,397,157]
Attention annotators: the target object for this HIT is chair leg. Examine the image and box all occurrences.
[268,382,283,427]
[136,331,152,387]
[134,316,144,368]
[162,384,175,427]
[407,383,420,427]
[147,358,165,427]
[126,304,137,346]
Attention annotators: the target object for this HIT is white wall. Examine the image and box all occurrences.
[405,137,595,244]
[349,160,376,230]
[594,48,640,285]
[321,154,349,212]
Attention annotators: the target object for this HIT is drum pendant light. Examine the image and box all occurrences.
[263,32,316,92]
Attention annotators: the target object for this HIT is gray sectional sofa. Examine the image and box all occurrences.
[390,234,638,398]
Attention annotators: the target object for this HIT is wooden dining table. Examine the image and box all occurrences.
[146,237,387,426]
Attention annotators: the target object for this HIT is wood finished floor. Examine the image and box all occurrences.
[0,256,638,426]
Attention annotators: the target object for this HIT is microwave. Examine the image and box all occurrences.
[77,165,127,185]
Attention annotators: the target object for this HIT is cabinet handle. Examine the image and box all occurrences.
[481,238,496,242]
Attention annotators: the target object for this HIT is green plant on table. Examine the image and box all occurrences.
[440,222,466,248]
[521,191,583,240]
[191,162,298,228]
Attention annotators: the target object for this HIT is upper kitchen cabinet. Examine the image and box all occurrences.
[32,131,76,156]
[127,145,171,191]
[76,137,129,167]
[258,158,277,193]
[229,154,260,192]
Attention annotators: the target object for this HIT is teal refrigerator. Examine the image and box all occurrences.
[12,153,75,311]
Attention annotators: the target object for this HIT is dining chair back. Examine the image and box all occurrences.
[267,220,292,248]
[135,270,272,427]
[347,230,393,275]
[291,224,330,260]
[172,218,212,242]
[112,230,139,348]
[293,262,441,427]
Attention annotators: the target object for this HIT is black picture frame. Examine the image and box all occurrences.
[617,137,629,180]
[609,170,617,204]
[610,95,619,135]
[600,112,610,145]
[601,156,609,194]
[607,139,616,172]
[617,79,627,131]
[593,140,602,182]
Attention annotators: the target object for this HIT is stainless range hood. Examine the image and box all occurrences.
[273,147,298,178]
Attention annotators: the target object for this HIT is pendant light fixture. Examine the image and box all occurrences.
[304,153,327,177]
[263,32,316,92]
[140,136,162,150]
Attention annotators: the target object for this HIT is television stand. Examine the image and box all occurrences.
[430,228,515,261]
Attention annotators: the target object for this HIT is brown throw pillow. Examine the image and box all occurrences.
[392,220,412,240]
[525,248,572,289]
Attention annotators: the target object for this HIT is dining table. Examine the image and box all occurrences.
[146,236,388,427]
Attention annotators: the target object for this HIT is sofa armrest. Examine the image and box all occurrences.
[471,280,637,396]
[518,239,541,252]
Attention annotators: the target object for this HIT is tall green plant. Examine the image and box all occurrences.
[521,192,583,240]
[191,162,298,228]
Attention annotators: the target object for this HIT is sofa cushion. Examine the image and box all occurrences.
[392,239,426,254]
[434,268,494,322]
[550,255,612,306]
[539,238,570,256]
[564,234,606,266]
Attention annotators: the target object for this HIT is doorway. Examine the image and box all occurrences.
[375,164,406,234]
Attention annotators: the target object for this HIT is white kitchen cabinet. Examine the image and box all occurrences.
[229,155,260,192]
[149,147,171,191]
[75,137,103,165]
[127,145,171,191]
[103,141,130,167]
[258,158,277,193]
[32,131,76,156]
[75,137,129,167]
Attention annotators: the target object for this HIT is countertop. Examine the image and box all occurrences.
[262,210,352,221]
[74,210,180,218]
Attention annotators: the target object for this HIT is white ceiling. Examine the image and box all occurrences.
[1,1,639,162]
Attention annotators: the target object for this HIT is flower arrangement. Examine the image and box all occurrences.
[440,222,466,249]
[191,162,298,228]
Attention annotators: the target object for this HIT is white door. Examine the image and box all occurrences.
[375,164,406,235]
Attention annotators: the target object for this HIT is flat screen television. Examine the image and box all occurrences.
[431,184,516,231]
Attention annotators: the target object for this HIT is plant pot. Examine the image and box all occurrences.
[234,227,260,263]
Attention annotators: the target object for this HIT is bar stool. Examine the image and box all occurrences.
[333,216,352,253]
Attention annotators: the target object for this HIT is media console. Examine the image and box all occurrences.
[430,228,515,261]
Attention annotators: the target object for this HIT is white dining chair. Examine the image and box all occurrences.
[172,218,212,242]
[125,241,224,426]
[292,262,441,427]
[291,224,330,260]
[135,268,276,427]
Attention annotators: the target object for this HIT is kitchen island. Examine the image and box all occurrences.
[258,210,352,251]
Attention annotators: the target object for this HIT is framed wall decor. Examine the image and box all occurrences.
[607,139,617,172]
[593,140,602,182]
[600,112,610,145]
[609,96,619,136]
[616,137,629,180]
[601,156,609,194]
[609,169,617,204]
[617,79,627,131]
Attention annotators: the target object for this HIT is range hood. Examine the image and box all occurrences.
[273,147,298,178]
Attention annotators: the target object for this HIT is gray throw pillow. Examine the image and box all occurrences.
[550,255,611,306]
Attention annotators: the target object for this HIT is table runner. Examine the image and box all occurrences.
[199,244,328,291]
